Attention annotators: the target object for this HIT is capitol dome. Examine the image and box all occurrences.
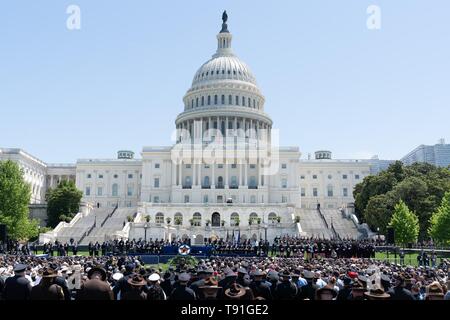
[175,12,272,143]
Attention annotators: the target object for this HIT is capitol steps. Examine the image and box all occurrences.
[296,209,334,239]
[320,209,364,240]
[79,208,137,244]
[54,207,112,243]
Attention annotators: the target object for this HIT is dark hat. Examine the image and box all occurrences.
[224,283,246,299]
[237,267,248,275]
[267,271,279,281]
[357,275,368,284]
[87,266,107,281]
[178,273,191,282]
[40,267,58,278]
[14,264,27,273]
[127,274,147,287]
[251,269,265,277]
[125,263,135,272]
[225,269,237,278]
[343,276,353,286]
[351,280,366,292]
[280,270,292,279]
[199,277,220,289]
[364,285,391,299]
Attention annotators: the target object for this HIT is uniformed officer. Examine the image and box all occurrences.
[3,264,32,300]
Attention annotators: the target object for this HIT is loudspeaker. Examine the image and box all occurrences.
[0,224,7,243]
[387,227,395,244]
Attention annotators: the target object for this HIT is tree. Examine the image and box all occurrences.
[389,200,419,246]
[46,180,82,228]
[0,160,39,240]
[428,192,450,246]
[354,162,450,239]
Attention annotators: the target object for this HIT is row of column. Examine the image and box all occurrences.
[172,159,264,188]
[177,116,271,142]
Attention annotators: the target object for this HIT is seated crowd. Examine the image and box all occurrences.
[1,253,449,301]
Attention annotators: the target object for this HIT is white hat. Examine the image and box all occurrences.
[148,273,160,282]
[61,266,69,272]
[112,272,124,281]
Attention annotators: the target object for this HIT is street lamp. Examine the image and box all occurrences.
[144,223,149,242]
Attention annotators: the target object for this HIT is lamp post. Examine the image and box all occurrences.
[144,223,149,242]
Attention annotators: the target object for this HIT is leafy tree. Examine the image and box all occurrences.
[428,192,450,246]
[354,161,450,240]
[46,180,82,228]
[0,160,39,240]
[389,200,419,246]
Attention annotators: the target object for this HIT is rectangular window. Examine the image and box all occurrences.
[218,164,223,169]
[128,174,133,179]
[154,178,160,188]
[85,187,91,196]
[185,164,191,169]
[184,195,190,203]
[282,196,287,203]
[313,188,318,197]
[203,195,208,203]
[153,196,160,203]
[231,164,237,169]
[87,174,92,179]
[281,164,287,169]
[113,174,118,179]
[281,179,287,188]
[300,175,305,180]
[343,188,348,197]
[342,174,348,179]
[98,174,103,179]
[217,195,223,203]
[155,163,160,169]
[355,174,360,180]
[236,96,239,105]
[97,187,102,196]
[127,186,133,196]
[327,186,333,197]
[250,164,256,169]
[301,188,306,197]
[228,95,232,104]
[204,165,210,169]
[312,175,317,179]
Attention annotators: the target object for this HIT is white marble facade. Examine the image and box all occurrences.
[1,18,374,240]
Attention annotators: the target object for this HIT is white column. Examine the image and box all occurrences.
[193,161,197,186]
[172,162,176,186]
[239,160,243,186]
[244,160,248,186]
[198,163,202,187]
[225,162,229,187]
[178,161,182,186]
[211,161,215,188]
[50,175,54,188]
[234,117,237,136]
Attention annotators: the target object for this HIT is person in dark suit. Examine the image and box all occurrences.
[190,268,213,299]
[113,263,134,299]
[2,264,32,300]
[388,274,415,300]
[274,271,297,300]
[170,273,196,300]
[249,270,272,300]
[121,274,147,300]
[336,276,352,301]
[76,267,114,300]
[299,271,316,300]
[30,267,65,300]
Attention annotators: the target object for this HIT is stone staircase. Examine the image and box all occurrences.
[80,207,137,244]
[54,207,111,243]
[296,209,334,239]
[320,209,363,239]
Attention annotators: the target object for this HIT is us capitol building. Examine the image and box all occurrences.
[1,13,384,244]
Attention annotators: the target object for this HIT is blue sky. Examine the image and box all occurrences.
[0,1,449,163]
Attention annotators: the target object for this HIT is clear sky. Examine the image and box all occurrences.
[0,0,449,163]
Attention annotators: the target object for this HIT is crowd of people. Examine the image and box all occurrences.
[1,251,449,301]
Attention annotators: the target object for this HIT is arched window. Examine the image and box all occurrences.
[184,176,191,188]
[217,176,224,188]
[268,212,277,223]
[242,96,246,106]
[221,95,225,104]
[228,95,232,105]
[230,212,239,226]
[201,96,205,106]
[174,212,183,225]
[236,96,239,105]
[250,195,256,203]
[249,176,257,188]
[196,97,199,107]
[207,95,211,105]
[193,212,202,226]
[248,98,251,107]
[253,99,256,108]
[230,176,237,188]
[155,212,164,224]
[327,185,333,197]
[112,183,118,197]
[213,95,217,105]
[191,99,194,108]
[203,176,210,188]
